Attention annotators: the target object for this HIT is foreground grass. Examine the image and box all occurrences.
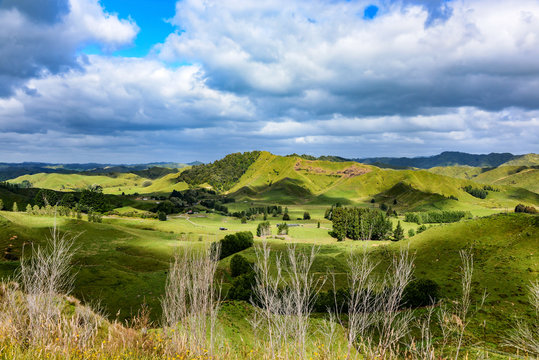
[0,211,537,356]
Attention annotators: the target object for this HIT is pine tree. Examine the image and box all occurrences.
[393,221,404,241]
[12,202,18,212]
[26,204,32,213]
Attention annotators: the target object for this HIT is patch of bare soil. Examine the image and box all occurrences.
[294,160,372,178]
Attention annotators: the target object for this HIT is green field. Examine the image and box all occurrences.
[1,152,538,358]
[1,210,537,350]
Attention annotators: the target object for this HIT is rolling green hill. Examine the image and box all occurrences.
[8,171,190,195]
[5,152,539,211]
[428,165,539,193]
[228,153,539,210]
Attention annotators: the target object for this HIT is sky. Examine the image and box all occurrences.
[0,0,538,163]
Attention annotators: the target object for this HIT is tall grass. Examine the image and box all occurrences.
[161,244,222,357]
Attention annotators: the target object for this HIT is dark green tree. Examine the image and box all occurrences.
[393,221,404,241]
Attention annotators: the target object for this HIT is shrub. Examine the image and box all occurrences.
[213,231,254,259]
[141,180,152,187]
[158,211,167,221]
[417,224,427,233]
[303,211,311,220]
[228,271,255,301]
[230,254,252,277]
[515,204,537,214]
[402,279,439,308]
[408,229,415,237]
[282,213,290,221]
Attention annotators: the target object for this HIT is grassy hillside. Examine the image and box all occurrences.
[1,210,536,352]
[501,153,539,166]
[229,153,539,211]
[8,171,190,195]
[429,165,539,193]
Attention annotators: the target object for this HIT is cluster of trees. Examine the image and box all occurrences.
[155,188,233,215]
[327,207,394,241]
[230,205,283,219]
[211,231,254,260]
[177,151,261,191]
[277,223,289,235]
[462,185,488,199]
[515,204,537,214]
[404,210,472,224]
[87,211,103,223]
[379,203,398,217]
[256,221,271,237]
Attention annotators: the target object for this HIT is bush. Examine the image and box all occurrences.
[515,204,537,214]
[141,180,153,187]
[282,213,290,221]
[303,211,311,220]
[417,225,427,233]
[158,211,167,221]
[228,271,256,301]
[402,279,439,308]
[213,231,254,259]
[230,254,252,277]
[408,229,415,237]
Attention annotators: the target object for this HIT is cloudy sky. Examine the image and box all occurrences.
[0,0,538,163]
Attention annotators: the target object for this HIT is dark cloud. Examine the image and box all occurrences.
[0,0,69,24]
[0,0,138,96]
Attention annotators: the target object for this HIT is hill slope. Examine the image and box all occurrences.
[228,153,539,210]
[428,165,539,193]
[7,171,190,195]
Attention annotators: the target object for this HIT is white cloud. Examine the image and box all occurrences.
[0,0,138,95]
[1,0,538,161]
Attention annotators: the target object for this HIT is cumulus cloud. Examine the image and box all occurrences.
[158,0,539,116]
[0,0,538,162]
[0,0,138,96]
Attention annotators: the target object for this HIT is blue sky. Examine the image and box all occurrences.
[88,0,176,57]
[0,0,537,163]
